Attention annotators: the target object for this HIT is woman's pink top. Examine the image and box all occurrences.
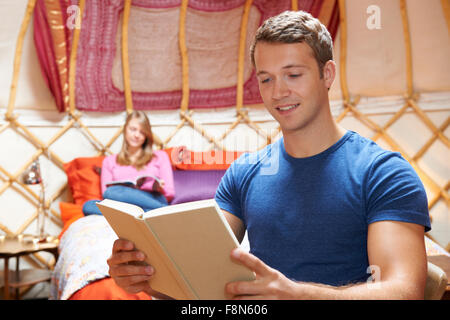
[101,150,175,203]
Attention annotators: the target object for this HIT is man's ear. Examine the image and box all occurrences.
[323,60,336,90]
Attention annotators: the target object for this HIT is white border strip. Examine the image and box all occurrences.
[1,91,449,127]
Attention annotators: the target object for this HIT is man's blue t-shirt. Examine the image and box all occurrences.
[215,131,431,286]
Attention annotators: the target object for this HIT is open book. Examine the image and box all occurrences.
[96,198,255,300]
[105,174,161,188]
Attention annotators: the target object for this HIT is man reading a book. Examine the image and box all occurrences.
[107,10,430,299]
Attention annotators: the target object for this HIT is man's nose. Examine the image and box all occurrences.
[272,78,290,100]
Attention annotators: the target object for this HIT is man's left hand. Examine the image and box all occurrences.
[225,248,298,300]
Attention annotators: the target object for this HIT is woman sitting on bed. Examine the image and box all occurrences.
[82,111,174,215]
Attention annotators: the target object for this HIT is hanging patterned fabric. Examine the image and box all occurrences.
[33,0,339,112]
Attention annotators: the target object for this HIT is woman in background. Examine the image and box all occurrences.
[82,111,174,215]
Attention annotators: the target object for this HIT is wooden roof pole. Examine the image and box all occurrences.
[236,0,253,112]
[179,0,189,113]
[122,0,133,114]
[6,0,38,120]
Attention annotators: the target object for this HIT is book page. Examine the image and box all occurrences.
[143,199,217,217]
[106,174,161,188]
[98,199,143,217]
[137,174,161,185]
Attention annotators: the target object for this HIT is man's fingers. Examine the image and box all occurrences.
[112,239,134,253]
[109,264,154,278]
[123,281,152,294]
[225,279,263,297]
[107,249,146,266]
[114,274,151,286]
[114,276,152,294]
[230,249,271,277]
[108,239,156,295]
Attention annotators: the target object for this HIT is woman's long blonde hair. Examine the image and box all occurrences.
[117,111,154,170]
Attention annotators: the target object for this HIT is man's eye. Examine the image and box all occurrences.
[289,74,302,78]
[261,78,271,84]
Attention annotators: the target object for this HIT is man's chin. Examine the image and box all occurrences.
[278,121,309,135]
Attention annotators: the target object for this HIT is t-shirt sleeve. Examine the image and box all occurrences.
[365,152,431,231]
[214,158,245,221]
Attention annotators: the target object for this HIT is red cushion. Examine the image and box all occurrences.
[63,156,105,205]
[69,278,152,300]
[58,202,84,239]
[64,156,105,171]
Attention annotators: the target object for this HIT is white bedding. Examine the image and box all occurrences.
[49,215,117,300]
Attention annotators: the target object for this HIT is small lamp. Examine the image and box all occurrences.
[21,158,47,242]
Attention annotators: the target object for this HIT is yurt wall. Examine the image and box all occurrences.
[0,0,449,283]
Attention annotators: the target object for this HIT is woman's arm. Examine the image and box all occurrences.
[100,156,114,195]
[156,151,174,202]
[140,151,175,202]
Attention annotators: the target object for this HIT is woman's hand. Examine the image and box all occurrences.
[152,179,165,193]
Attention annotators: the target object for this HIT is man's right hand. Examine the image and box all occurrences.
[107,239,154,294]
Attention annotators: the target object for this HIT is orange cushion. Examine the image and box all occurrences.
[64,156,106,171]
[63,156,105,205]
[58,202,84,239]
[68,277,152,300]
[163,147,243,171]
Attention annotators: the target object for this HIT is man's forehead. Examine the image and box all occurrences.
[254,42,315,72]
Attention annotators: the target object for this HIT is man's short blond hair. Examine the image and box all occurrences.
[250,10,333,78]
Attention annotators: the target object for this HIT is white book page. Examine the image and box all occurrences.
[98,199,144,218]
[143,199,217,218]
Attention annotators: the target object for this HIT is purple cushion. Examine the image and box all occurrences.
[171,170,226,205]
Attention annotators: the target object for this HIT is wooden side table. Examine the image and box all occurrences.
[0,235,59,300]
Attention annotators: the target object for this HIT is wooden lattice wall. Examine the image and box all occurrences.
[0,0,449,271]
